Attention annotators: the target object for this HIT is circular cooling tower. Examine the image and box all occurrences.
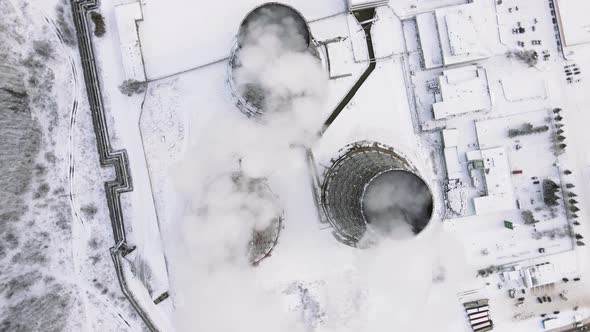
[320,142,434,246]
[229,2,320,117]
[237,3,311,51]
[234,173,283,265]
[201,172,283,265]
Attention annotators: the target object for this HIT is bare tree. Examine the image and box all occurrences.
[507,49,538,67]
[118,79,147,96]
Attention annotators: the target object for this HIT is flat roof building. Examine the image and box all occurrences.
[115,2,146,82]
[416,12,443,69]
[555,0,590,46]
[432,65,492,120]
[523,262,558,289]
[416,2,496,69]
[502,263,559,289]
[467,147,516,215]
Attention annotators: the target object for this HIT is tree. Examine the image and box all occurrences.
[570,206,580,212]
[508,49,539,67]
[522,210,537,225]
[564,170,572,175]
[90,12,106,37]
[542,179,560,207]
[508,123,549,138]
[118,79,147,96]
[566,183,575,189]
[569,199,578,204]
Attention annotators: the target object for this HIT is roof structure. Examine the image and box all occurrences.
[467,147,516,215]
[416,11,443,69]
[501,262,559,289]
[434,2,495,66]
[115,2,146,82]
[442,129,463,179]
[348,0,389,11]
[523,262,558,289]
[555,0,590,46]
[432,65,492,120]
[416,2,495,69]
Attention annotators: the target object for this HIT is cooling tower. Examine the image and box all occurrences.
[228,2,321,117]
[320,141,433,246]
[229,173,283,265]
[201,172,283,265]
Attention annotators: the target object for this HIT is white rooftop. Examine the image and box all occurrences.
[442,129,463,179]
[555,0,590,46]
[523,263,559,289]
[442,128,460,147]
[432,65,492,120]
[115,2,146,82]
[467,147,516,215]
[416,12,443,69]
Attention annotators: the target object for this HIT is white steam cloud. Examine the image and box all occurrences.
[234,9,326,116]
[363,171,433,240]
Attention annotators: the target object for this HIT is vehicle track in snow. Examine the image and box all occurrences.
[43,13,91,332]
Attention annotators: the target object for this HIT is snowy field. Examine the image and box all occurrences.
[107,0,590,330]
[137,0,346,79]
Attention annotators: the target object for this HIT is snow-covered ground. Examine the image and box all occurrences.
[4,0,590,331]
[117,0,590,329]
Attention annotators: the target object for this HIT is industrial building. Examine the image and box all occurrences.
[228,3,322,117]
[114,2,146,82]
[466,147,516,215]
[432,65,492,120]
[416,2,496,69]
[501,262,559,289]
